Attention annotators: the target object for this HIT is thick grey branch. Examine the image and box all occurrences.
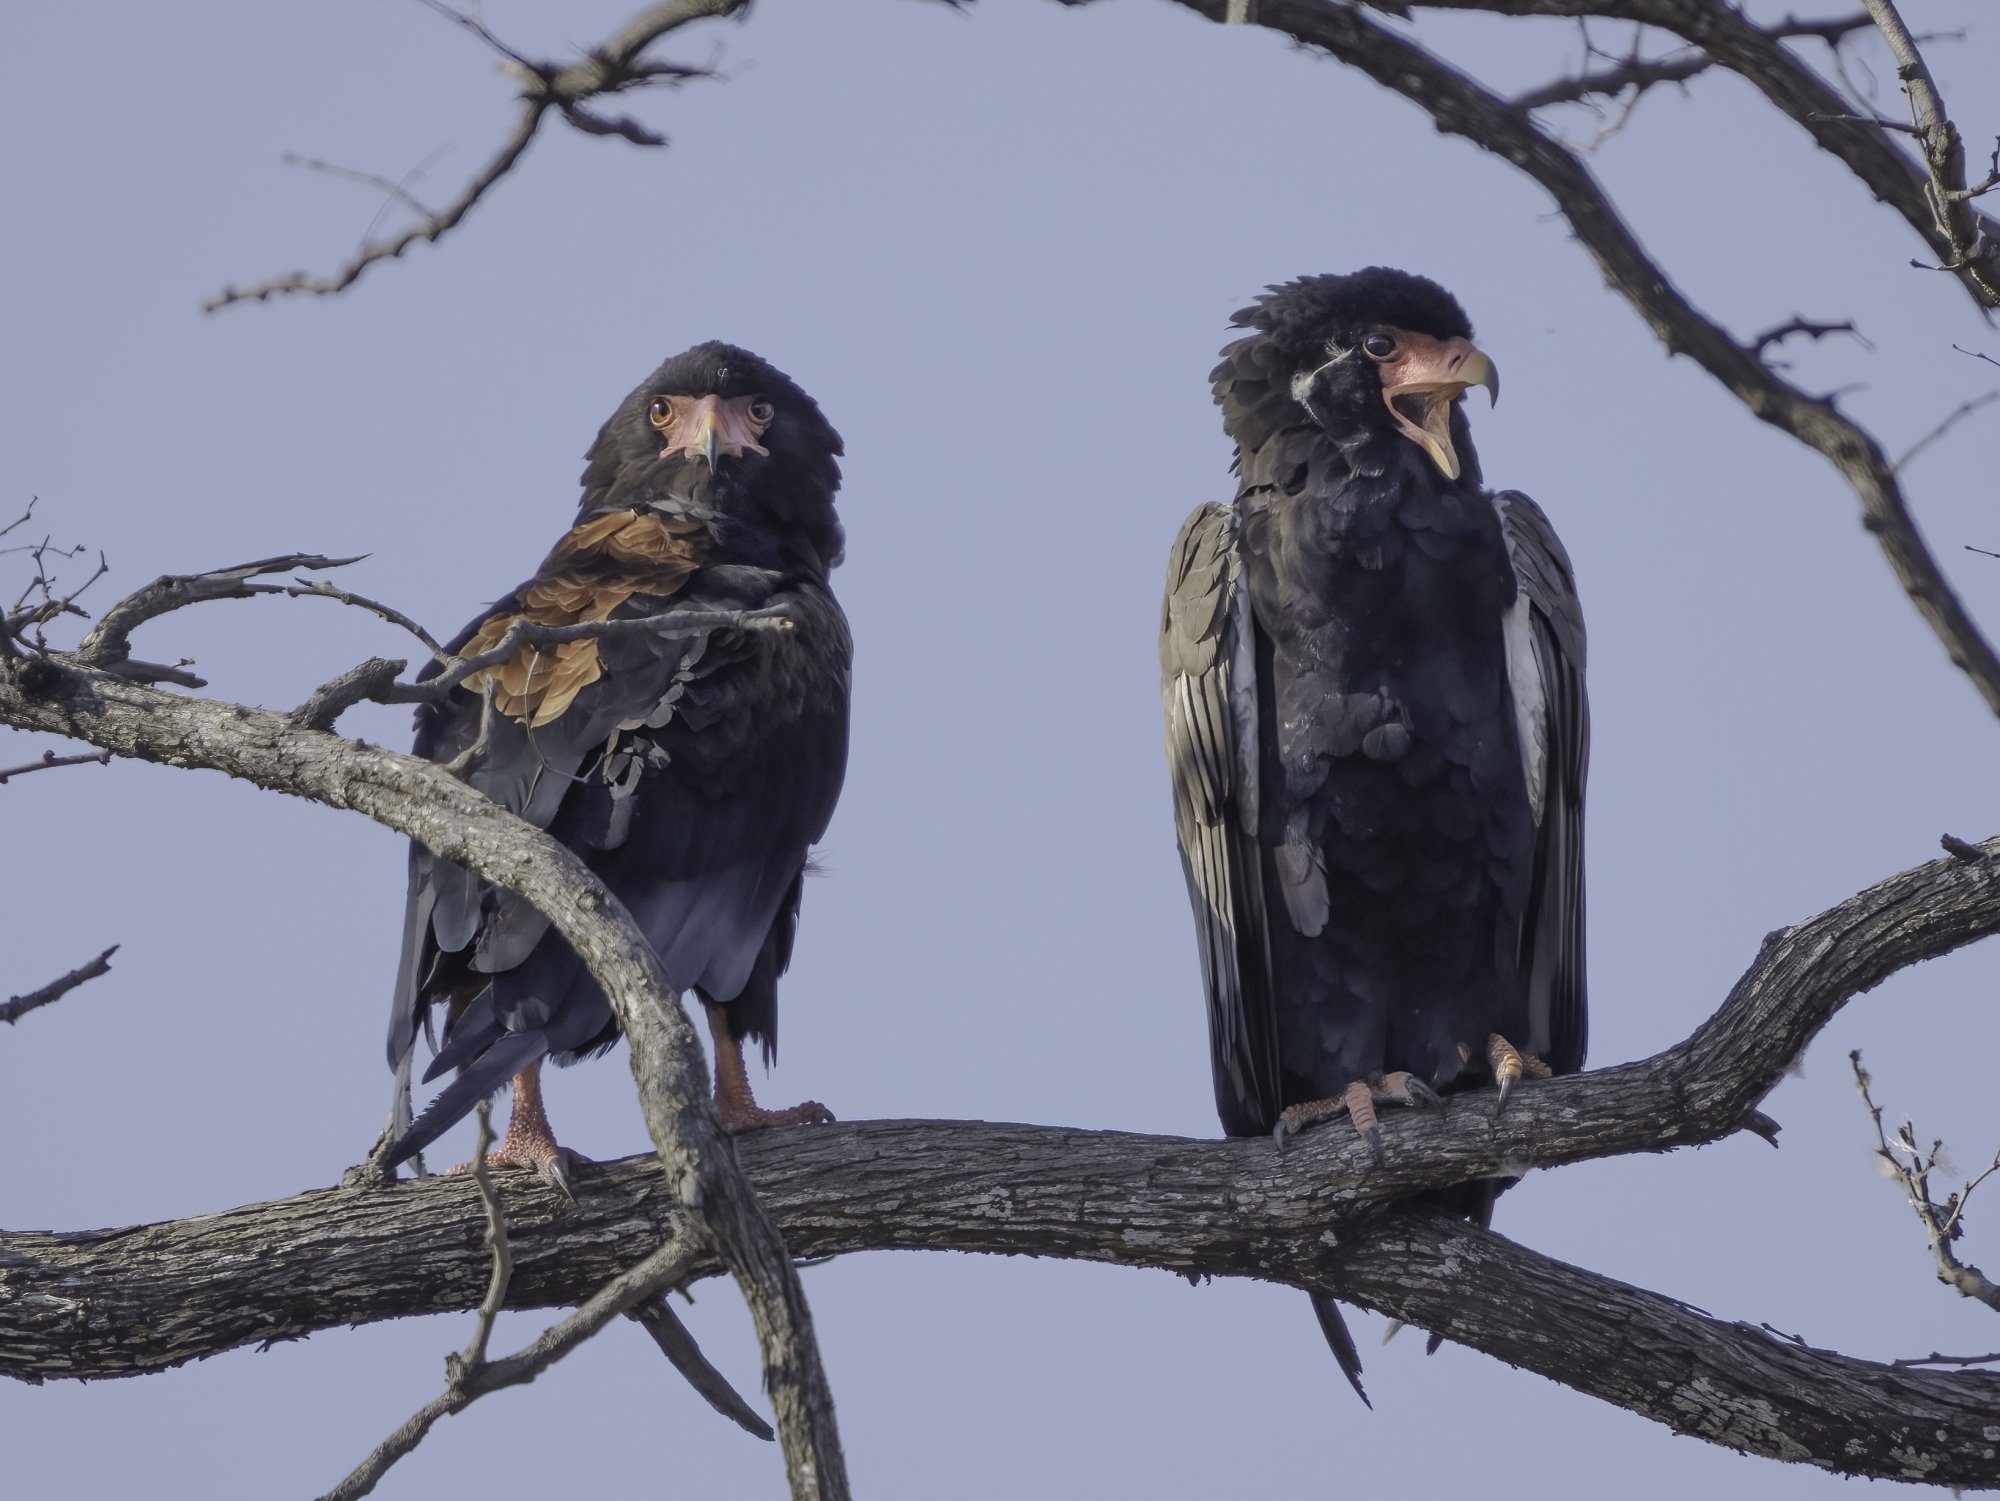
[5,807,1999,1477]
[8,1123,2000,1486]
[0,654,846,1501]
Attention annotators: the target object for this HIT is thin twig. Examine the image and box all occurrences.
[1859,0,2000,304]
[1184,0,2000,719]
[1,946,120,1026]
[76,554,365,670]
[316,1237,700,1501]
[284,578,444,659]
[0,748,112,785]
[207,0,746,310]
[1894,1350,2000,1368]
[1750,316,1870,359]
[281,154,439,222]
[458,1100,512,1373]
[1851,1050,2000,1311]
[1894,389,2000,472]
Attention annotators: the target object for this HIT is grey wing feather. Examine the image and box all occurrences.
[1160,503,1283,1134]
[1495,490,1588,1076]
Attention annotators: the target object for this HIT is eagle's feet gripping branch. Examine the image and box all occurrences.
[1487,1033,1553,1111]
[447,1060,591,1200]
[704,1002,835,1135]
[1273,1073,1443,1161]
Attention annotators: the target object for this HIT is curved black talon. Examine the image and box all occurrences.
[1362,1123,1385,1164]
[1406,1077,1444,1112]
[1494,1074,1516,1113]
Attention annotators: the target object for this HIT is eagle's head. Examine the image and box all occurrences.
[577,342,845,574]
[1219,268,1498,484]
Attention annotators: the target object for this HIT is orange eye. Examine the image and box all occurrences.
[748,397,775,425]
[647,396,672,426]
[1362,332,1396,360]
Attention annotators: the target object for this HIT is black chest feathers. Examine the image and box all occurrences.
[1241,474,1536,1095]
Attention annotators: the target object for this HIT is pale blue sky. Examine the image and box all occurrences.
[3,3,1997,1497]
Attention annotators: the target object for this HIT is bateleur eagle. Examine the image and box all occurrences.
[382,342,849,1191]
[1159,269,1588,1400]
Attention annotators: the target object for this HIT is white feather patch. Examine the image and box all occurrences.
[1502,591,1549,826]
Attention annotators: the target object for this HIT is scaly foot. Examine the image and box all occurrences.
[704,1000,835,1136]
[447,1059,589,1199]
[1486,1033,1553,1111]
[1273,1072,1442,1160]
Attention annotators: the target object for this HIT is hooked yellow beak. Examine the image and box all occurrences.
[1380,337,1498,481]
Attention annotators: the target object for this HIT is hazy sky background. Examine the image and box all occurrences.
[4,2,1998,1497]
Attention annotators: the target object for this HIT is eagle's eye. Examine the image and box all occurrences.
[647,396,672,426]
[748,397,776,425]
[1362,332,1397,360]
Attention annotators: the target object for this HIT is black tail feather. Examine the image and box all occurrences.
[1308,1292,1371,1408]
[384,1029,549,1169]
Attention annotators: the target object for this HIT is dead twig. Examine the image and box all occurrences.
[1,946,120,1026]
[207,0,746,310]
[316,1235,701,1501]
[76,554,365,672]
[1851,1050,2000,1312]
[627,1293,776,1440]
[1858,0,2000,304]
[1177,0,2000,719]
[1894,1350,2000,1369]
[1894,389,2000,472]
[0,748,112,785]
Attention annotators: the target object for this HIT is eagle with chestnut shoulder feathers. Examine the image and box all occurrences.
[382,342,849,1191]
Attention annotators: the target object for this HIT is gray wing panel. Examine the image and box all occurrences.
[1160,503,1283,1134]
[1495,490,1589,1076]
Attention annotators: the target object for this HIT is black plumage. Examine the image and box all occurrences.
[384,342,849,1180]
[1160,269,1588,1398]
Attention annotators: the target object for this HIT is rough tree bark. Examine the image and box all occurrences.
[9,0,2000,1495]
[3,641,1998,1483]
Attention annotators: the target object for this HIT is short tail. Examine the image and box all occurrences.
[1308,1292,1372,1407]
[383,1029,549,1169]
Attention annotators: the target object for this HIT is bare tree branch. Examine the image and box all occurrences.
[5,796,1999,1474]
[1895,389,2000,472]
[1858,0,2000,303]
[1,946,120,1026]
[204,0,746,311]
[0,643,847,1501]
[318,1235,702,1501]
[12,1121,2000,1484]
[1406,0,2000,310]
[627,1293,777,1441]
[73,554,366,673]
[0,747,111,785]
[1149,0,2000,720]
[1853,1051,2000,1313]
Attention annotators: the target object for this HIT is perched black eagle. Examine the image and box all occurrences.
[382,342,850,1190]
[1159,270,1588,1399]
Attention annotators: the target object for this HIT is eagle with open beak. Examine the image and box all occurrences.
[1161,268,1587,1402]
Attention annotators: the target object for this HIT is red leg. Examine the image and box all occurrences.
[704,1002,832,1133]
[450,1058,589,1198]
